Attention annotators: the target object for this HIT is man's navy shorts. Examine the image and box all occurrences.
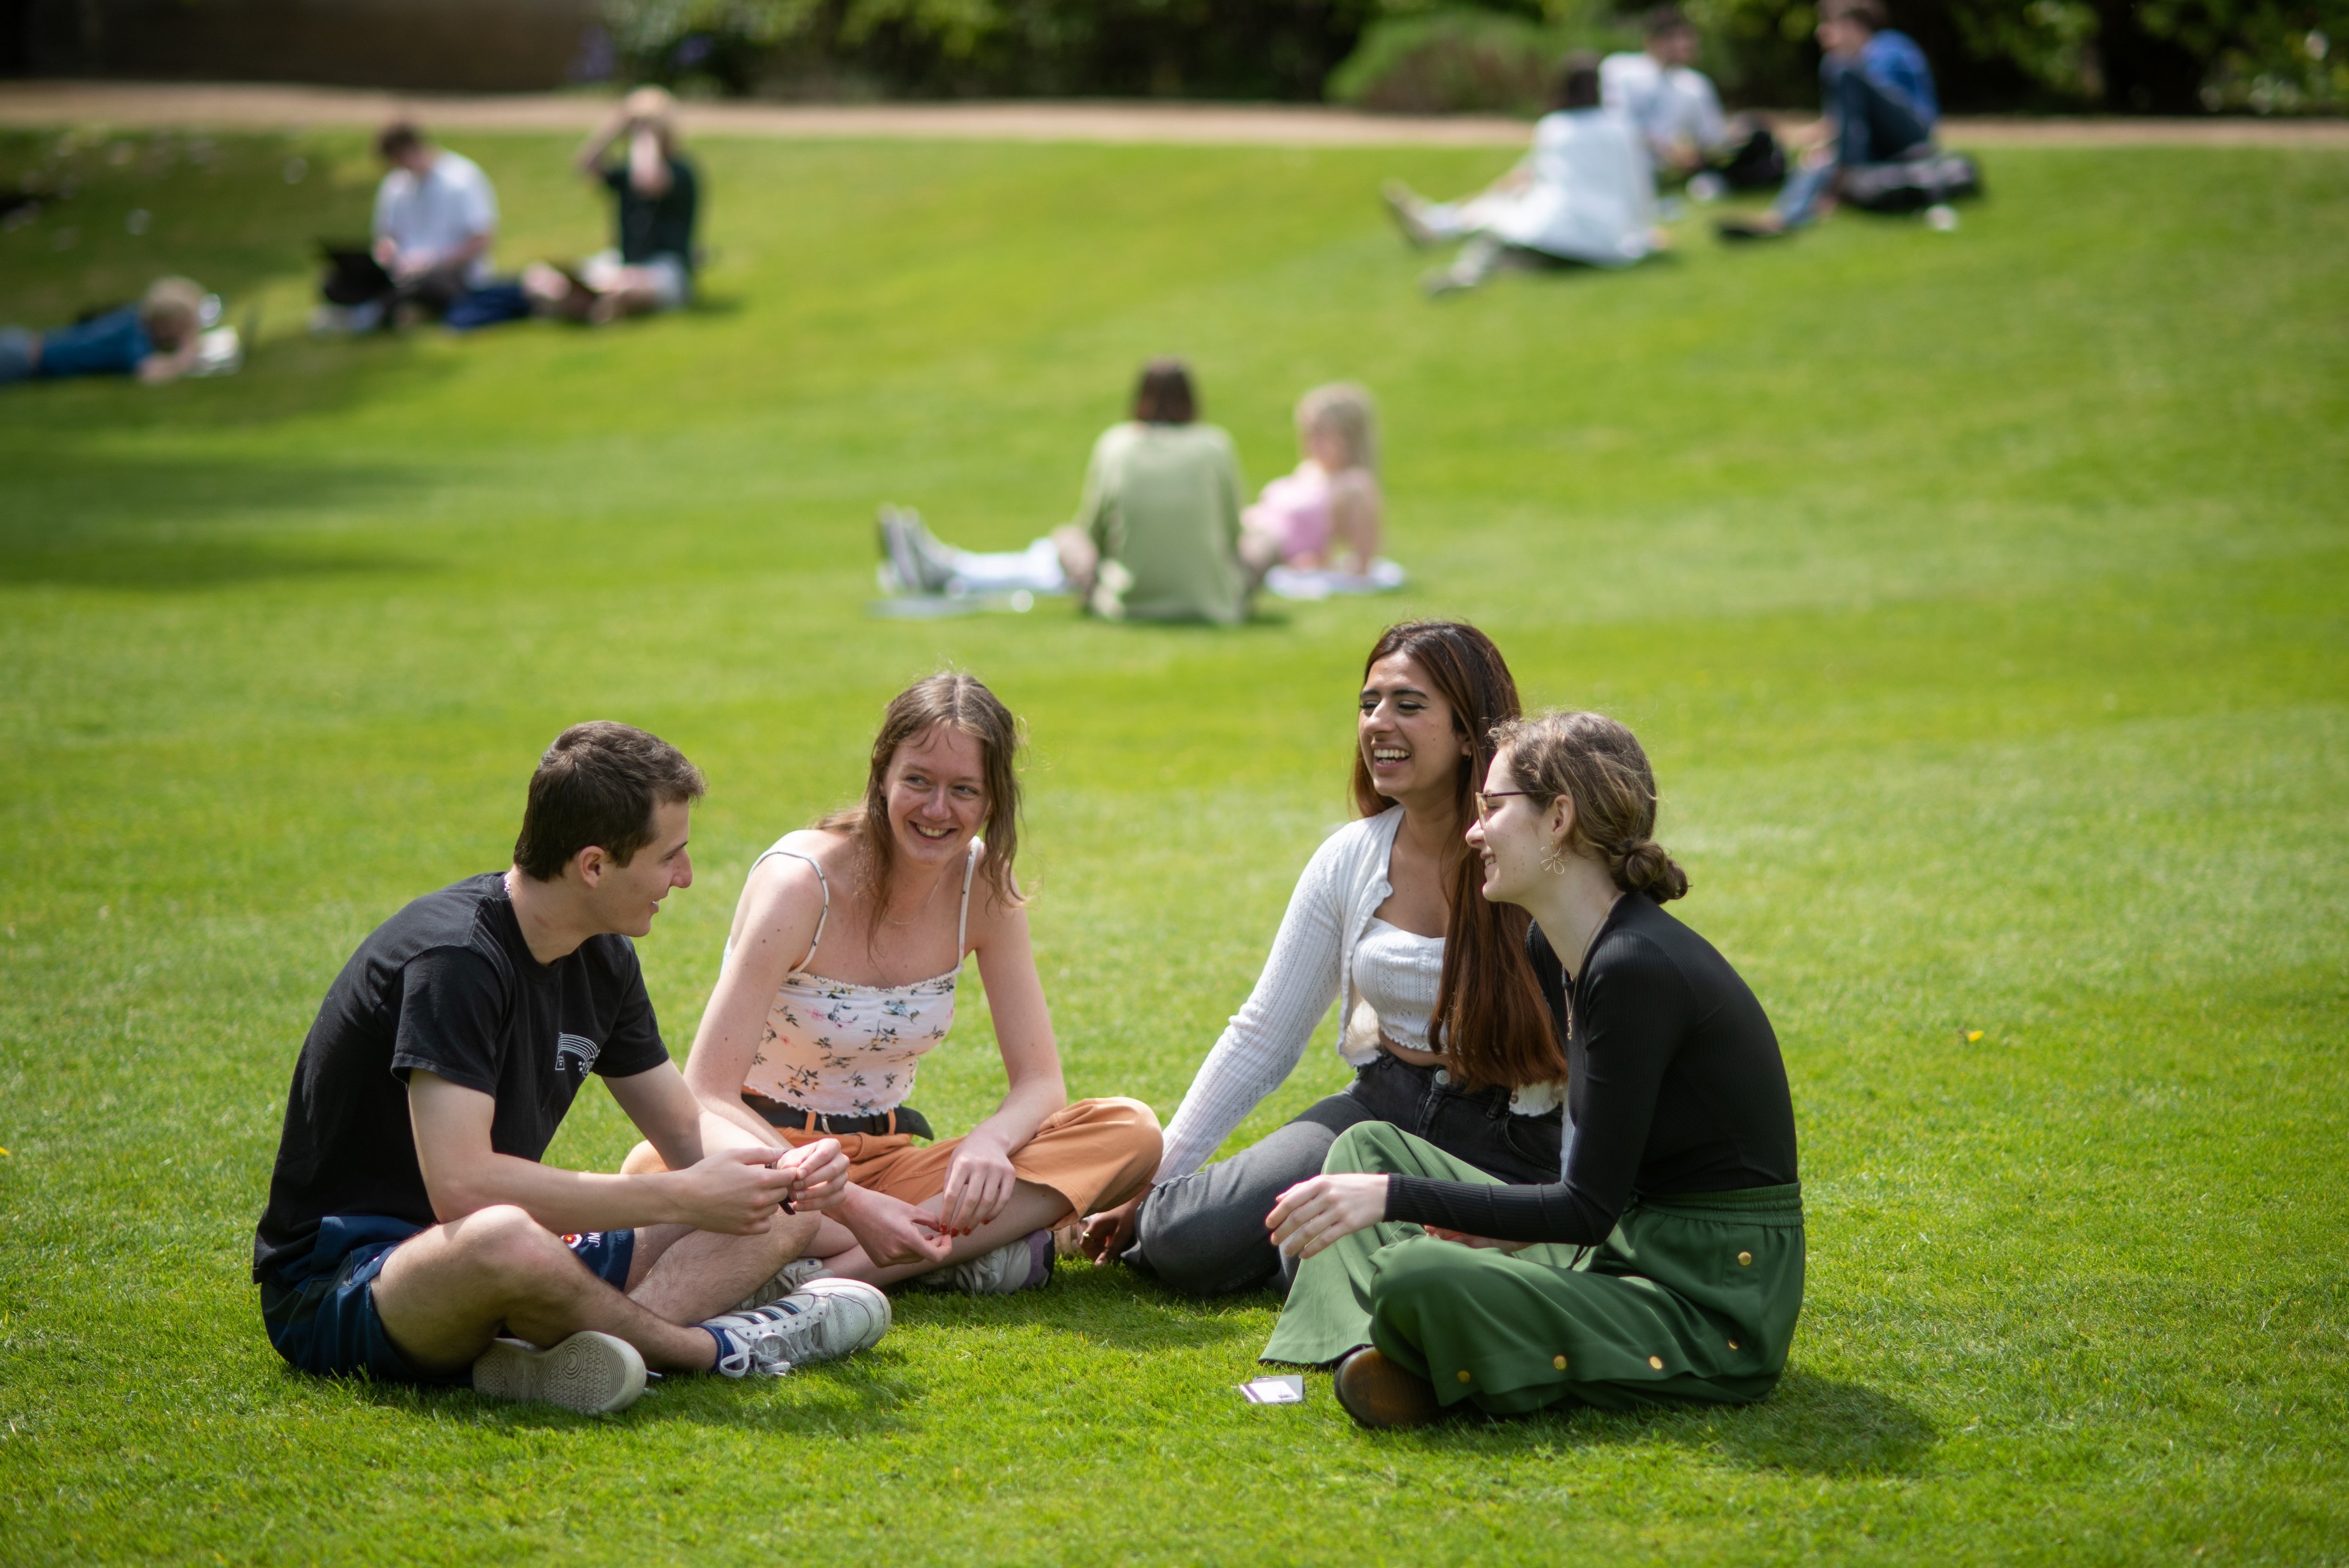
[260,1214,635,1382]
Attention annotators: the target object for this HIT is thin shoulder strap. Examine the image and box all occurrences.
[957,839,983,957]
[751,845,829,970]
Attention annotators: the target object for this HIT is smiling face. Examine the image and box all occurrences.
[884,723,989,873]
[1359,651,1470,815]
[1465,748,1569,910]
[582,797,694,938]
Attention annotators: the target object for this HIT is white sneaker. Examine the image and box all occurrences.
[730,1254,835,1313]
[702,1319,795,1379]
[471,1330,646,1414]
[708,1277,891,1367]
[915,1229,1054,1296]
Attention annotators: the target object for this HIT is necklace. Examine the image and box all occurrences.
[879,866,950,927]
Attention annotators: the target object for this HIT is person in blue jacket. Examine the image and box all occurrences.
[0,276,205,386]
[1719,0,1938,238]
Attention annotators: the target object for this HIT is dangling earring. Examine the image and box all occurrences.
[1539,845,1571,876]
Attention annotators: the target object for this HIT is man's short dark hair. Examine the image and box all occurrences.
[1132,358,1197,424]
[513,722,706,881]
[1643,4,1693,38]
[376,121,426,162]
[1819,0,1885,30]
[1553,51,1604,111]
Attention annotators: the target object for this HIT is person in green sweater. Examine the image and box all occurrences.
[877,359,1262,624]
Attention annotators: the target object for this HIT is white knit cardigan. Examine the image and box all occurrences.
[1155,808,1409,1183]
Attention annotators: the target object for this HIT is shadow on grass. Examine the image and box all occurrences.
[1392,1368,1940,1477]
[0,450,438,590]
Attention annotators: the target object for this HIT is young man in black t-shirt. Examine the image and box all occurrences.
[255,722,890,1413]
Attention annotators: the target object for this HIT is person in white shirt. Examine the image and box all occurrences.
[1381,53,1661,295]
[1601,7,1728,177]
[1074,621,1572,1298]
[368,122,499,317]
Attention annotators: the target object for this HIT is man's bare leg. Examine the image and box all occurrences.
[372,1204,725,1375]
[626,1211,818,1322]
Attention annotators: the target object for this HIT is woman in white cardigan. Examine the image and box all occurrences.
[1078,621,1571,1296]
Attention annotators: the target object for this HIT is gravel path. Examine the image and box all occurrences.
[3,80,2345,148]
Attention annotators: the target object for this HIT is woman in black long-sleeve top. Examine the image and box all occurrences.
[1261,710,1802,1428]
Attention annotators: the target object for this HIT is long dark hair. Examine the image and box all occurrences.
[1350,621,1565,1093]
[815,672,1025,943]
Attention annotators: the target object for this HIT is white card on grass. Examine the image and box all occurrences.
[1239,1375,1304,1405]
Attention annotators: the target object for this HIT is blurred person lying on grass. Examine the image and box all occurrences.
[525,88,702,326]
[251,722,891,1417]
[877,358,1264,621]
[626,673,1161,1297]
[1382,52,1663,296]
[0,276,205,386]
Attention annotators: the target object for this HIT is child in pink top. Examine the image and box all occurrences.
[1243,383,1384,577]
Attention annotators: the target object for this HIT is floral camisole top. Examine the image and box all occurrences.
[735,839,979,1117]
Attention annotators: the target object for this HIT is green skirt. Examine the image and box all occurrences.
[1261,1121,1804,1414]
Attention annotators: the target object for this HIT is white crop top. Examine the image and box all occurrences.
[1351,917,1446,1054]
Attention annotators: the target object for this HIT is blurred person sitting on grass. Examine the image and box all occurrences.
[1240,382,1395,590]
[316,122,499,329]
[1078,622,1568,1297]
[251,722,891,1417]
[1601,7,1784,193]
[1383,53,1662,296]
[627,673,1161,1297]
[0,276,205,387]
[525,88,701,325]
[1260,711,1803,1430]
[877,359,1263,623]
[1717,0,1938,239]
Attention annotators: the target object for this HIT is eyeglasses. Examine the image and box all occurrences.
[1473,790,1531,823]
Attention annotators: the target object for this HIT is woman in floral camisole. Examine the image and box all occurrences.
[626,673,1160,1296]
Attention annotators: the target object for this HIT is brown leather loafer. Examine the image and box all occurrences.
[1333,1348,1443,1430]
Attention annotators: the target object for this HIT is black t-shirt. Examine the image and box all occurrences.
[604,156,698,267]
[252,873,668,1280]
[1387,894,1798,1245]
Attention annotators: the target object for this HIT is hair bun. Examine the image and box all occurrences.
[1614,838,1690,903]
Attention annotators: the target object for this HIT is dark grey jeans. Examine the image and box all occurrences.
[1128,1050,1566,1298]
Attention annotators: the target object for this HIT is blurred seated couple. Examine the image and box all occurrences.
[314,92,699,335]
[255,625,1802,1432]
[875,359,1406,622]
[255,687,1161,1415]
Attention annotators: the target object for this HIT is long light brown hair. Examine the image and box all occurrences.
[1491,711,1690,903]
[1350,621,1565,1094]
[817,673,1025,941]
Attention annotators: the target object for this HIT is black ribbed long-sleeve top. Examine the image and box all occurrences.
[1384,892,1797,1245]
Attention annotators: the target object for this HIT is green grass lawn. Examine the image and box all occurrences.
[1,123,2345,1564]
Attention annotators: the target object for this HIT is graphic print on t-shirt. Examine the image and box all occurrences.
[556,1032,602,1077]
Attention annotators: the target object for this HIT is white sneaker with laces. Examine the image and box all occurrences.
[915,1229,1054,1296]
[702,1320,796,1379]
[730,1254,836,1313]
[708,1277,891,1367]
[471,1330,647,1413]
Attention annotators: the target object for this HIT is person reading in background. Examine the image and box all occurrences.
[1,276,206,387]
[362,122,498,322]
[251,723,889,1417]
[1260,711,1802,1430]
[629,674,1161,1296]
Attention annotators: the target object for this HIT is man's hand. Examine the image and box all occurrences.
[837,1186,955,1270]
[1266,1173,1390,1262]
[671,1145,799,1234]
[936,1132,1019,1235]
[1078,1194,1143,1265]
[775,1137,850,1212]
